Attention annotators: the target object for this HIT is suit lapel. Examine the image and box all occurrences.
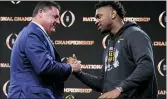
[46,36,61,62]
[38,27,61,62]
[28,22,60,60]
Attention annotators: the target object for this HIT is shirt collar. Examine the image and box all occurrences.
[31,21,49,36]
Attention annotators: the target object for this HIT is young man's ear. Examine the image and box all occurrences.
[111,10,117,19]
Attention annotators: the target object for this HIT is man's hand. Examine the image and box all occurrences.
[67,54,82,72]
[98,88,121,99]
[67,54,81,64]
[67,57,76,64]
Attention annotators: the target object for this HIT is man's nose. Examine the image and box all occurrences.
[95,19,99,26]
[56,19,60,24]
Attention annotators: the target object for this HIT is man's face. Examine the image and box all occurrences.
[40,6,60,34]
[95,6,113,34]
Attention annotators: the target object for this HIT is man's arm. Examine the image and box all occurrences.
[118,31,155,93]
[24,33,72,81]
[73,66,105,92]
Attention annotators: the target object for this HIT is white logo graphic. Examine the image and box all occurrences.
[60,10,75,27]
[11,1,21,4]
[6,33,18,50]
[113,49,119,68]
[3,80,10,96]
[157,59,166,76]
[159,11,166,28]
[105,48,119,71]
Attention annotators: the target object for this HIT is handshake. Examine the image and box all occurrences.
[66,54,82,73]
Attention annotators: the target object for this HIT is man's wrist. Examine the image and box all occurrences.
[115,87,123,93]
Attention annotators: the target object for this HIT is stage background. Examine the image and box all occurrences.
[0,1,166,99]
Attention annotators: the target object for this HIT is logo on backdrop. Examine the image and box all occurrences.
[65,94,75,99]
[123,17,150,22]
[60,10,75,27]
[83,17,96,22]
[157,59,166,76]
[0,17,32,21]
[153,41,166,46]
[83,17,151,22]
[55,40,94,45]
[159,11,166,28]
[158,90,167,95]
[11,1,21,4]
[0,63,10,68]
[3,80,10,96]
[64,88,92,93]
[6,33,18,50]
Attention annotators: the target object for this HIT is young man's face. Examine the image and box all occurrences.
[95,6,114,34]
